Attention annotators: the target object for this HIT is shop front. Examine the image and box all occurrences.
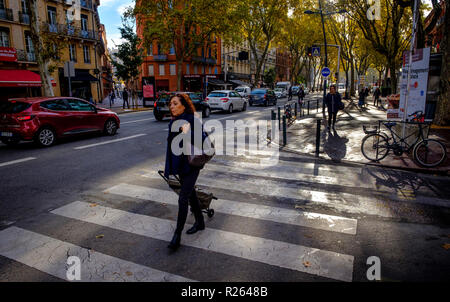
[0,69,56,102]
[58,68,99,102]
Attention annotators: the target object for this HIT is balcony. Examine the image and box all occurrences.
[18,12,30,24]
[0,8,14,22]
[47,23,59,33]
[55,23,99,40]
[153,54,168,61]
[16,49,37,63]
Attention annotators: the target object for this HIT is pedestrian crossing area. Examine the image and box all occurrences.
[0,147,446,282]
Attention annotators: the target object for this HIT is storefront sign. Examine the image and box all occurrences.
[397,47,430,119]
[143,84,154,98]
[0,47,17,62]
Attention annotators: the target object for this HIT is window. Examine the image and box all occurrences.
[0,28,9,47]
[41,100,70,111]
[214,67,218,75]
[170,64,176,75]
[157,44,162,55]
[208,66,211,74]
[186,64,190,75]
[67,99,95,112]
[169,44,175,55]
[148,65,154,76]
[194,65,197,74]
[47,6,57,32]
[81,15,88,31]
[21,0,28,13]
[69,44,77,62]
[147,44,153,56]
[0,0,5,10]
[168,0,173,9]
[25,31,35,58]
[83,45,90,63]
[159,64,165,76]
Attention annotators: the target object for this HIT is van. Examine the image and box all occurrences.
[235,86,251,99]
[276,82,291,91]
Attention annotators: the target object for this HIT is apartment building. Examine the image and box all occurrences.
[0,0,106,102]
[221,40,252,86]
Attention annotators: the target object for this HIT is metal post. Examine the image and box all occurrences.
[294,102,297,117]
[315,119,321,157]
[278,106,281,129]
[283,115,287,146]
[307,101,310,115]
[319,0,328,128]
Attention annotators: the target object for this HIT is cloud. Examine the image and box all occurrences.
[117,1,134,16]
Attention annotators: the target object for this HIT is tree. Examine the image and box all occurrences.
[134,0,236,90]
[111,17,144,109]
[264,67,276,87]
[27,0,65,96]
[236,0,290,86]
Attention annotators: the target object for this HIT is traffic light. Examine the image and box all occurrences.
[238,51,249,61]
[307,47,312,57]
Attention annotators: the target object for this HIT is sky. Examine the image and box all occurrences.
[98,0,434,50]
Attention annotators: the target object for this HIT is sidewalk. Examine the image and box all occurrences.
[97,96,153,115]
[282,96,450,175]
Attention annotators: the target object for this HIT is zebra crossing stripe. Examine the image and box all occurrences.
[0,226,195,282]
[104,183,357,235]
[51,201,354,282]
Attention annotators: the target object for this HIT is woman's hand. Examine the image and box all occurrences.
[181,123,190,134]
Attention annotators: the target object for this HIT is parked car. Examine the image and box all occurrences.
[248,89,277,107]
[274,88,287,99]
[153,91,211,121]
[205,90,247,113]
[234,86,252,99]
[0,97,120,147]
[291,86,300,95]
[338,83,346,94]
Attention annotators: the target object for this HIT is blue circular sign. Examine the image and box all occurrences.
[321,67,331,77]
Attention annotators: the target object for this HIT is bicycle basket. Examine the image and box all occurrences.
[363,125,379,134]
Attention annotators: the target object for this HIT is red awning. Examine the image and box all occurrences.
[0,70,56,87]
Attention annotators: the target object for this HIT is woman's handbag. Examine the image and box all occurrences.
[187,132,215,168]
[338,101,345,110]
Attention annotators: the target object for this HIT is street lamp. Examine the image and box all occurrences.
[304,1,347,126]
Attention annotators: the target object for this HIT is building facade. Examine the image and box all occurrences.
[275,48,291,83]
[221,40,252,86]
[0,0,106,103]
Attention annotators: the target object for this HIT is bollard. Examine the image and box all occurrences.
[278,106,281,129]
[315,119,321,157]
[307,101,310,115]
[271,109,276,121]
[316,99,319,112]
[294,102,297,117]
[283,115,287,146]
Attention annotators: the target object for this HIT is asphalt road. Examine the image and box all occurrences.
[0,95,449,282]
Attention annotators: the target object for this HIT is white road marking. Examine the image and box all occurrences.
[52,201,354,282]
[104,183,357,235]
[0,157,36,168]
[0,226,195,282]
[121,118,154,124]
[74,134,147,150]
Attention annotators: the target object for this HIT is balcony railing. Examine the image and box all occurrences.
[153,54,168,61]
[47,23,59,33]
[0,8,14,21]
[44,23,100,40]
[16,49,37,62]
[19,12,30,24]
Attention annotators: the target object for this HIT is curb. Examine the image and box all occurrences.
[267,135,449,177]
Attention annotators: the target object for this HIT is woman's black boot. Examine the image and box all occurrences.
[168,233,181,250]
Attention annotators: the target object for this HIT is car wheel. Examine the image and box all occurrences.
[154,111,163,121]
[242,102,247,111]
[1,137,20,146]
[35,127,56,147]
[203,107,211,118]
[228,104,233,114]
[104,119,118,136]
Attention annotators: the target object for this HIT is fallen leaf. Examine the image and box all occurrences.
[96,234,104,239]
[89,203,98,207]
[303,261,311,267]
[125,271,133,276]
[443,243,450,250]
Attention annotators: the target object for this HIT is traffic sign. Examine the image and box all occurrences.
[312,47,320,57]
[321,67,331,78]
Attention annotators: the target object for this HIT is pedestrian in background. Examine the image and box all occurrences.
[288,86,293,102]
[165,94,206,251]
[122,89,130,109]
[373,87,381,107]
[109,90,115,108]
[358,88,366,108]
[298,85,305,105]
[325,85,343,131]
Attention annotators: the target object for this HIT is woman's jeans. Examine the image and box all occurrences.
[328,109,337,127]
[175,168,204,235]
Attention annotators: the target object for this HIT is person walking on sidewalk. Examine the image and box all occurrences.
[122,89,130,109]
[358,88,366,108]
[109,90,115,108]
[324,85,343,131]
[373,87,381,107]
[165,94,206,251]
[288,86,293,102]
[298,85,305,105]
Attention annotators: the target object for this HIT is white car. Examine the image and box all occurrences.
[205,90,247,113]
[274,88,286,99]
[338,83,345,94]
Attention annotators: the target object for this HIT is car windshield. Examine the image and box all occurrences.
[0,101,31,113]
[208,92,227,97]
[158,94,171,102]
[251,90,266,94]
[235,88,244,92]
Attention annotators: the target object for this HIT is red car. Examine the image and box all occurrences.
[0,97,120,147]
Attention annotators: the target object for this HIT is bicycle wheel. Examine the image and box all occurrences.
[361,133,389,161]
[413,139,447,168]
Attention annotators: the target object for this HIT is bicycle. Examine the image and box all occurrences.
[361,111,447,168]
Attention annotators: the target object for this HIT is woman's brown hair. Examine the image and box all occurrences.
[169,93,196,115]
